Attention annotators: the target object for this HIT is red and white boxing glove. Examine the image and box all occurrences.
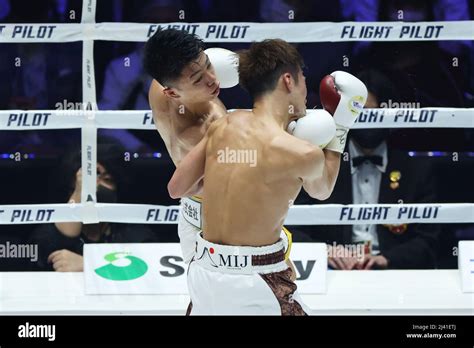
[287,109,336,148]
[320,71,368,153]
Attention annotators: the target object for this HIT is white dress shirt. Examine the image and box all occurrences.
[349,140,388,254]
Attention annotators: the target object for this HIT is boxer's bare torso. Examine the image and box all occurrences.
[203,110,324,247]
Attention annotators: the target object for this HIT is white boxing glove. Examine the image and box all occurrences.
[204,48,239,88]
[287,109,336,148]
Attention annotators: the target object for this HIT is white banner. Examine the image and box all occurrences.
[291,243,327,294]
[84,243,188,295]
[458,241,474,293]
[84,243,327,295]
[0,203,472,225]
[1,21,473,43]
[0,108,472,130]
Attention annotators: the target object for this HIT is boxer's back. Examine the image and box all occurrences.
[202,110,311,247]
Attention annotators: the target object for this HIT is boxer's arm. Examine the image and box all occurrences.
[149,81,179,162]
[303,149,340,200]
[296,141,340,201]
[168,134,207,199]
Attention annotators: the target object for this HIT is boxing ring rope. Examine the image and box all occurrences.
[1,21,474,43]
[0,0,473,226]
[0,203,473,225]
[1,108,473,130]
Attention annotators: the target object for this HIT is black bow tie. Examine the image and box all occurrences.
[352,155,383,167]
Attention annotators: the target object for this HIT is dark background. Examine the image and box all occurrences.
[0,0,473,270]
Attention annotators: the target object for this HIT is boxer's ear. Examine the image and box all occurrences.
[282,72,293,93]
[163,87,180,99]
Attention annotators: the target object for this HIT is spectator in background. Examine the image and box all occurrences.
[340,0,470,152]
[340,0,471,57]
[98,44,150,112]
[341,0,470,107]
[98,0,185,152]
[0,0,82,110]
[99,0,185,110]
[258,1,350,108]
[293,69,440,269]
[0,0,82,153]
[29,143,157,272]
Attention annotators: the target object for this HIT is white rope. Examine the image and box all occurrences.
[0,108,472,130]
[81,0,96,24]
[0,203,472,225]
[0,0,472,228]
[0,21,473,43]
[353,108,474,129]
[79,0,98,221]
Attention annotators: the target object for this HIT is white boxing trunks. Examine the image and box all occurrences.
[179,196,293,264]
[186,233,307,315]
[178,196,202,264]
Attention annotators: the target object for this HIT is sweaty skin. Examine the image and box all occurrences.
[148,51,227,168]
[206,113,339,246]
[205,112,313,246]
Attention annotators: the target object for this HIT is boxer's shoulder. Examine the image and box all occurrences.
[225,109,253,124]
[270,131,322,173]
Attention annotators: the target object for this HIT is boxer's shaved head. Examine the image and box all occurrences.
[239,39,304,99]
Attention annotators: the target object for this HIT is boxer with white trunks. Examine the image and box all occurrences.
[144,29,295,268]
[169,39,367,315]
